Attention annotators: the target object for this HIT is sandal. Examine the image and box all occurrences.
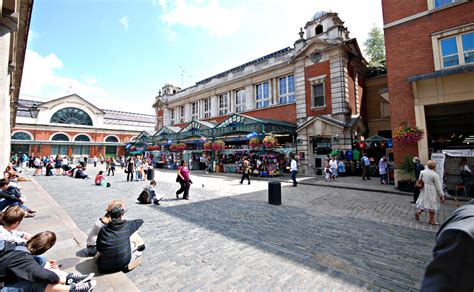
[429,221,439,225]
[415,212,420,221]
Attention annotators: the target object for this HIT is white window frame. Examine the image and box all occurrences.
[202,98,211,118]
[278,75,295,104]
[381,101,391,118]
[432,24,474,70]
[178,106,185,123]
[218,93,229,116]
[191,102,199,120]
[310,76,326,109]
[169,108,175,125]
[255,81,270,109]
[235,89,246,112]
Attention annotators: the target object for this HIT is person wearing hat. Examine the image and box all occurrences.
[413,156,425,203]
[96,202,144,273]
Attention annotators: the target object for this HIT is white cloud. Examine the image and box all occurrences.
[159,0,247,38]
[20,49,107,101]
[119,16,129,30]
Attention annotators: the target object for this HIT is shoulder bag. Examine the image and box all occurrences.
[415,174,424,189]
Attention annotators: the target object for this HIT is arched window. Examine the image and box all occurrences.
[11,132,32,140]
[75,135,90,141]
[50,107,93,126]
[315,24,323,35]
[105,136,119,142]
[51,134,70,141]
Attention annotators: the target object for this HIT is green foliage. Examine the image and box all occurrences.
[364,26,386,66]
[398,155,415,182]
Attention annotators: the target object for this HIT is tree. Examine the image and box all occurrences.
[364,26,386,66]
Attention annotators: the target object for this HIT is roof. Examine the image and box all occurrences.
[17,98,155,124]
[408,63,474,82]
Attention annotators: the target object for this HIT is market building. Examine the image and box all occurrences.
[153,11,368,175]
[382,0,474,163]
[11,94,155,159]
[0,0,33,169]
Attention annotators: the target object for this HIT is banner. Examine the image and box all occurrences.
[442,149,474,157]
[431,153,445,183]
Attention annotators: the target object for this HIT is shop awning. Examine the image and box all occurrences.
[364,135,388,142]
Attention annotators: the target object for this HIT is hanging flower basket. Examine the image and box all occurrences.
[393,123,424,144]
[203,141,213,151]
[175,143,187,151]
[249,137,261,148]
[212,140,225,151]
[169,144,177,151]
[147,145,161,151]
[262,136,278,148]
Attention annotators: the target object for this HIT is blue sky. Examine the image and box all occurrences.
[21,0,383,114]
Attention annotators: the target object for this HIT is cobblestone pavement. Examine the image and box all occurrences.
[33,166,458,291]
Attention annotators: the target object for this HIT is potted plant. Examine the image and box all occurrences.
[397,155,416,192]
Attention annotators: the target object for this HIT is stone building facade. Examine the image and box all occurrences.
[382,0,474,162]
[154,11,368,175]
[0,0,33,169]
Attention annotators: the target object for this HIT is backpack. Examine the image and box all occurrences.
[137,188,152,204]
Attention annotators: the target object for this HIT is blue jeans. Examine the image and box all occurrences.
[291,170,297,186]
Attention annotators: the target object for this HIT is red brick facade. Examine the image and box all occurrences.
[382,0,474,160]
[304,61,332,117]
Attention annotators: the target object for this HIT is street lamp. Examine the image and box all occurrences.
[29,104,39,118]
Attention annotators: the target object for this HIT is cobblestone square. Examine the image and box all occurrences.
[34,167,457,290]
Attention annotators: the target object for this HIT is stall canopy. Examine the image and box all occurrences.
[364,135,388,142]
[213,113,296,139]
[153,126,181,144]
[178,120,216,142]
[135,130,155,143]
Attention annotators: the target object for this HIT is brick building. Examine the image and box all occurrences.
[153,11,368,175]
[11,94,155,159]
[382,0,474,163]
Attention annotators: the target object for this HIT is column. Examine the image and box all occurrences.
[245,85,254,111]
[0,25,12,169]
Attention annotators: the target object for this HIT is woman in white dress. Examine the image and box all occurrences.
[415,160,445,225]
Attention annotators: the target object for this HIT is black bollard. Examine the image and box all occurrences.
[147,169,155,181]
[268,181,281,205]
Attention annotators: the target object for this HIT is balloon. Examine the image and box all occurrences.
[386,139,393,148]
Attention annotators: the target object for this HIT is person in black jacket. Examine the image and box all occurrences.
[96,204,144,273]
[421,200,474,291]
[0,231,96,291]
[412,157,425,203]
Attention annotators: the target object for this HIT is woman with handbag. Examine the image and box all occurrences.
[415,160,445,225]
[176,161,191,200]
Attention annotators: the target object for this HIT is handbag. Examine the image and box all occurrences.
[415,174,424,189]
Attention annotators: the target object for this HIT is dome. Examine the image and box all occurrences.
[312,10,330,21]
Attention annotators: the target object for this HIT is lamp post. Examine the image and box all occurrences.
[29,104,39,118]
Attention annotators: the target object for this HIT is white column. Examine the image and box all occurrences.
[184,103,191,122]
[245,85,254,111]
[0,25,12,169]
[211,95,218,117]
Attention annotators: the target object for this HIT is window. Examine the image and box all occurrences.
[279,75,295,104]
[434,0,456,8]
[218,93,229,116]
[178,106,185,123]
[235,89,246,112]
[191,102,199,120]
[50,107,93,126]
[381,101,391,118]
[440,32,474,68]
[170,108,175,125]
[255,82,270,109]
[11,132,32,140]
[202,98,211,118]
[315,24,323,35]
[105,136,119,142]
[51,134,69,141]
[311,79,325,108]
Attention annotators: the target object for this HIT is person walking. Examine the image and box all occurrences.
[412,156,425,203]
[126,157,134,182]
[290,155,297,187]
[329,156,338,181]
[93,156,97,167]
[378,155,388,184]
[176,161,192,200]
[361,153,371,180]
[239,156,251,185]
[415,160,445,225]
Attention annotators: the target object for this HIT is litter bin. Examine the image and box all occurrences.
[268,181,281,205]
[147,168,155,181]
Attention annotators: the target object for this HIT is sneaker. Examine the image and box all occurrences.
[72,280,96,292]
[66,273,94,285]
[25,213,35,218]
[137,244,146,251]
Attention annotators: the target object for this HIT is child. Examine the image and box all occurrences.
[146,180,163,205]
[324,163,332,182]
[94,171,110,187]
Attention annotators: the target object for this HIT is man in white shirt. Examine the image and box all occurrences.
[290,155,298,187]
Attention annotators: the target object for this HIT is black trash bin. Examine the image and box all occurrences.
[147,169,155,181]
[268,181,281,205]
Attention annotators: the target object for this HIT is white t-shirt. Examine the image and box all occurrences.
[290,159,297,172]
[87,217,105,246]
